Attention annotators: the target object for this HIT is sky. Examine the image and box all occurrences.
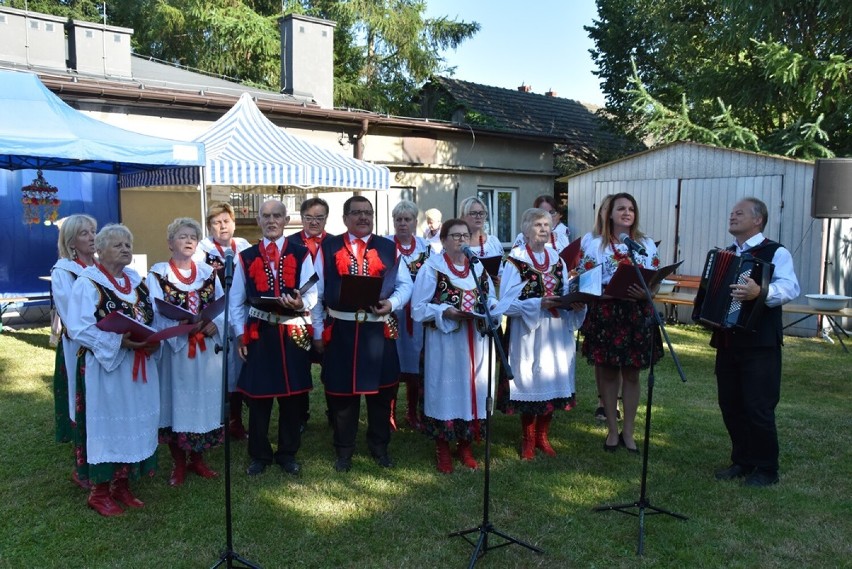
[423,0,606,106]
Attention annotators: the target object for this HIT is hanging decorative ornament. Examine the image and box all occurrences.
[21,170,61,225]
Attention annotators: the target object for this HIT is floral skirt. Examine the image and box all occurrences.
[421,416,487,443]
[72,356,157,485]
[581,299,663,369]
[159,427,224,453]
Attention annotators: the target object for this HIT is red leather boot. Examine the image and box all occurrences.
[87,482,123,517]
[111,477,144,508]
[188,451,218,479]
[520,414,536,461]
[436,439,453,474]
[455,439,478,470]
[168,441,187,487]
[405,377,422,430]
[389,394,399,432]
[228,392,248,440]
[535,413,557,457]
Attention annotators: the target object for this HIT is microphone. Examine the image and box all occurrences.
[461,245,480,263]
[224,249,235,288]
[618,233,647,256]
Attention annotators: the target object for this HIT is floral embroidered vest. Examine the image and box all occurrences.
[505,257,565,300]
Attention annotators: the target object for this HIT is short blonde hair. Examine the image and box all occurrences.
[206,202,236,227]
[57,214,97,259]
[458,196,488,218]
[424,208,442,222]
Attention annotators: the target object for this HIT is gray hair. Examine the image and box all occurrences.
[57,214,97,259]
[392,199,419,219]
[95,224,133,253]
[520,208,551,239]
[743,197,769,231]
[424,208,442,222]
[166,217,202,242]
[458,196,488,218]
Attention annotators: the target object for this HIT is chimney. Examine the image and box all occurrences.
[279,14,336,109]
[517,84,532,93]
[67,19,133,79]
[0,6,67,71]
[545,89,557,97]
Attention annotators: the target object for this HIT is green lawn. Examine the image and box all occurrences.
[0,325,849,568]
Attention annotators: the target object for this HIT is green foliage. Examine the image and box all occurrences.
[587,0,852,158]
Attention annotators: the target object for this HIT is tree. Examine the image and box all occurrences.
[4,0,478,115]
[586,0,852,158]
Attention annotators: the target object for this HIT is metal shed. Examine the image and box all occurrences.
[560,141,851,335]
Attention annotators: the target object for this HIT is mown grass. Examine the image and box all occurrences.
[0,325,849,568]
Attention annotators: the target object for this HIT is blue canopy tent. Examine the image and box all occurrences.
[0,70,205,297]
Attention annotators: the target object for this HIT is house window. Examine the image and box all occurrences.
[477,187,516,246]
[45,23,55,32]
[229,192,297,222]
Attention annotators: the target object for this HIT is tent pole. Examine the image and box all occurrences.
[199,166,208,238]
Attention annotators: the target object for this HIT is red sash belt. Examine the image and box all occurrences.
[132,349,148,383]
[188,332,207,359]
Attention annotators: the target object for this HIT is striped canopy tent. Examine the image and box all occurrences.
[121,93,390,192]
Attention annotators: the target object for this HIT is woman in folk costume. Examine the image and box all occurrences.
[149,217,225,487]
[578,193,663,454]
[498,208,586,460]
[411,219,501,473]
[458,196,504,258]
[65,224,160,517]
[384,200,430,431]
[192,202,251,440]
[50,214,97,489]
[511,194,571,253]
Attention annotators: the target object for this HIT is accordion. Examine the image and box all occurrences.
[692,248,773,331]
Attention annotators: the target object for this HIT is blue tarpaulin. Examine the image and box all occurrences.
[0,70,206,296]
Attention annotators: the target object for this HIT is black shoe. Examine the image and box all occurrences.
[334,457,352,473]
[714,464,753,481]
[279,459,301,476]
[594,406,606,421]
[603,437,619,453]
[373,454,394,468]
[618,432,639,455]
[246,460,267,476]
[743,470,779,487]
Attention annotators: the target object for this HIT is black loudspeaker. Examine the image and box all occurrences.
[812,158,852,218]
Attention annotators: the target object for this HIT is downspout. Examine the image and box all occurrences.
[352,118,369,196]
[353,118,369,160]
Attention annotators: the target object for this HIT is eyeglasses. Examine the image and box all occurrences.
[347,210,374,218]
[303,215,327,223]
[447,232,471,242]
[467,210,487,218]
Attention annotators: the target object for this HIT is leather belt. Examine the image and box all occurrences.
[327,307,388,323]
[248,307,306,326]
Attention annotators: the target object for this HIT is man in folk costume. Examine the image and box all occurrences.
[230,200,318,476]
[312,196,413,472]
[286,197,330,431]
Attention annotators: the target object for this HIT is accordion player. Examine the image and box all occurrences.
[692,248,774,331]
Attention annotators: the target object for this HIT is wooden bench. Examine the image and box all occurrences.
[657,274,701,322]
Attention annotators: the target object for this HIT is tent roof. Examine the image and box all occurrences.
[0,70,204,174]
[123,93,389,190]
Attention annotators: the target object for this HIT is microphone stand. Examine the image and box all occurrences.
[448,256,543,567]
[211,253,260,569]
[595,242,688,555]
